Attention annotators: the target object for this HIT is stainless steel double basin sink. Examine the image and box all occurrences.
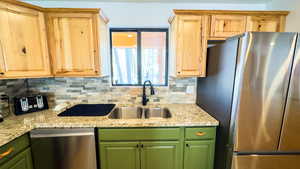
[108,107,172,119]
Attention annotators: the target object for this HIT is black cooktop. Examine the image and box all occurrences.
[57,104,116,116]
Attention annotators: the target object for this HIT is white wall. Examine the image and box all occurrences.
[268,0,300,32]
[25,1,266,27]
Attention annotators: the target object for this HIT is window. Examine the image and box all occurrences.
[110,28,168,86]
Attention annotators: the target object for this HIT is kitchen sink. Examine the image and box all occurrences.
[108,107,143,119]
[144,107,172,119]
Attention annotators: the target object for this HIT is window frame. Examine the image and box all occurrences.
[110,28,169,86]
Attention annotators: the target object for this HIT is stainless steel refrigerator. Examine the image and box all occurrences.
[196,32,300,169]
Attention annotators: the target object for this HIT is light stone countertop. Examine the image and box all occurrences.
[0,104,218,147]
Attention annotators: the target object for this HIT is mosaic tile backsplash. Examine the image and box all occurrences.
[0,79,28,117]
[0,76,197,115]
[28,76,197,106]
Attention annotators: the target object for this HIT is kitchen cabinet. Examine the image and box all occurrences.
[246,15,285,32]
[99,128,183,169]
[0,134,33,169]
[184,127,216,169]
[0,1,51,79]
[100,141,181,169]
[0,0,110,79]
[184,140,215,169]
[0,148,33,169]
[100,142,140,169]
[169,15,209,77]
[0,135,30,166]
[210,15,246,38]
[46,9,109,77]
[170,10,288,77]
[98,127,216,169]
[141,141,181,169]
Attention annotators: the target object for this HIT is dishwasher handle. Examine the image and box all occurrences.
[30,128,95,138]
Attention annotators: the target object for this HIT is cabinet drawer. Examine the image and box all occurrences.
[185,127,216,140]
[98,128,181,141]
[0,134,30,165]
[0,148,33,169]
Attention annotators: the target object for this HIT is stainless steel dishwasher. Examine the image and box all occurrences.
[30,128,97,169]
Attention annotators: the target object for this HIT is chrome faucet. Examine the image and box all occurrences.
[142,80,155,106]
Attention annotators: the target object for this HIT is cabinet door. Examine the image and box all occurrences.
[210,15,246,38]
[0,148,33,169]
[0,2,50,78]
[141,141,182,169]
[47,13,100,76]
[176,15,208,77]
[246,16,284,32]
[100,142,140,169]
[184,140,215,169]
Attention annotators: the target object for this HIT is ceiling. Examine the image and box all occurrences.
[30,0,271,3]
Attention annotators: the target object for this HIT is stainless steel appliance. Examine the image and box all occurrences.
[30,128,97,169]
[13,95,48,115]
[197,32,300,169]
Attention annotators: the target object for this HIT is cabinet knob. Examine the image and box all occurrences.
[186,144,189,147]
[22,47,27,54]
[195,132,206,136]
[0,72,5,75]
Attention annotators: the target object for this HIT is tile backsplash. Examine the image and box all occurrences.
[0,76,197,115]
[28,76,197,106]
[0,79,28,117]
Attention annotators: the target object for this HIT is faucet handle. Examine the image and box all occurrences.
[150,87,155,95]
[150,89,155,95]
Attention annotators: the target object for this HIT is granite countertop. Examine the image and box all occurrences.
[0,104,218,147]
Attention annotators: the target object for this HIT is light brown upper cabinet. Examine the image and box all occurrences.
[246,15,285,32]
[169,15,209,77]
[210,15,246,39]
[46,9,109,77]
[0,1,51,79]
[170,10,289,77]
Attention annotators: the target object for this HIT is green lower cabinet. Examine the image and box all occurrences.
[0,148,33,169]
[100,141,182,169]
[184,140,215,169]
[98,127,216,169]
[100,142,140,169]
[141,141,182,169]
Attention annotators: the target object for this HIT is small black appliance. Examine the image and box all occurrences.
[14,95,49,115]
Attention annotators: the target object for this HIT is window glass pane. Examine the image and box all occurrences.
[141,32,167,85]
[112,32,138,85]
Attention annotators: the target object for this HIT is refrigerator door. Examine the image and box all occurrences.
[197,37,241,169]
[279,34,300,152]
[232,32,298,152]
[232,154,300,169]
